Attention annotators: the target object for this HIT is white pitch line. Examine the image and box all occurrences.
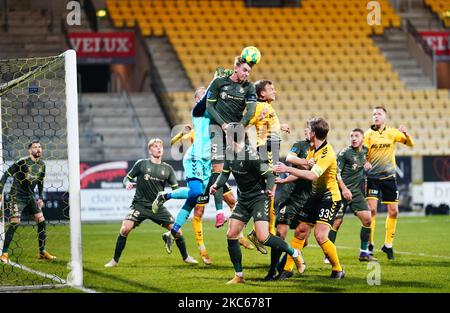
[7,261,98,293]
[308,244,450,260]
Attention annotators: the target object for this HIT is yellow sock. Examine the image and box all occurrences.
[192,216,204,248]
[283,237,305,272]
[269,197,276,236]
[385,216,397,246]
[320,240,342,272]
[370,215,376,244]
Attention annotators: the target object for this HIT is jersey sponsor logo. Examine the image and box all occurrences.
[368,188,379,195]
[371,143,391,149]
[246,94,257,102]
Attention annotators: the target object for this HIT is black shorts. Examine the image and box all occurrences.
[257,139,281,166]
[299,193,341,227]
[196,182,232,205]
[7,195,41,219]
[125,203,174,228]
[276,199,308,230]
[230,194,270,224]
[337,188,369,219]
[366,178,399,204]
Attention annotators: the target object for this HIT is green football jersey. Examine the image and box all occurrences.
[124,159,178,207]
[206,76,257,126]
[0,156,46,200]
[216,146,274,199]
[337,145,368,192]
[280,140,312,207]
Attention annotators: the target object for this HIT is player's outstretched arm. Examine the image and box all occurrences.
[286,153,310,169]
[274,162,318,181]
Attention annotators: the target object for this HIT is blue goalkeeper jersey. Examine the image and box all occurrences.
[185,93,211,160]
[185,113,211,160]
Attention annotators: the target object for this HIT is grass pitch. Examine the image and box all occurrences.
[2,215,450,293]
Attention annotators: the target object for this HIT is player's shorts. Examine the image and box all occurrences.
[125,202,174,228]
[7,195,41,219]
[257,139,281,166]
[230,194,270,224]
[196,182,232,206]
[366,178,399,204]
[299,192,342,227]
[276,199,308,230]
[183,155,211,192]
[340,188,369,217]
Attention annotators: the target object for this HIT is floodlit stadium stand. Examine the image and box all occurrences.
[107,0,450,156]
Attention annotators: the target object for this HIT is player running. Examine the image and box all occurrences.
[104,138,198,268]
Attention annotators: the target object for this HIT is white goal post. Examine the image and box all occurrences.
[0,49,84,291]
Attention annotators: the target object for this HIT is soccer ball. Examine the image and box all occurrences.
[240,46,261,65]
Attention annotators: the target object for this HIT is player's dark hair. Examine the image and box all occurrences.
[308,117,329,140]
[28,140,40,149]
[374,106,387,113]
[234,56,254,68]
[255,80,272,98]
[352,128,364,135]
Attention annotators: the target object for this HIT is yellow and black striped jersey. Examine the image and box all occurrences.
[306,141,341,202]
[248,100,281,147]
[363,126,414,179]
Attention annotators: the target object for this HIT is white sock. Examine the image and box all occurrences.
[292,249,299,258]
[199,245,206,251]
[360,249,369,254]
[235,272,243,277]
[384,243,392,248]
[216,209,224,216]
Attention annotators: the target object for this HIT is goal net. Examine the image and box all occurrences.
[0,50,82,291]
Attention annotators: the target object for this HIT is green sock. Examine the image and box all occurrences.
[113,234,127,262]
[2,223,18,253]
[37,221,47,253]
[227,239,242,272]
[263,234,294,256]
[328,228,337,243]
[360,226,371,251]
[175,235,188,260]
